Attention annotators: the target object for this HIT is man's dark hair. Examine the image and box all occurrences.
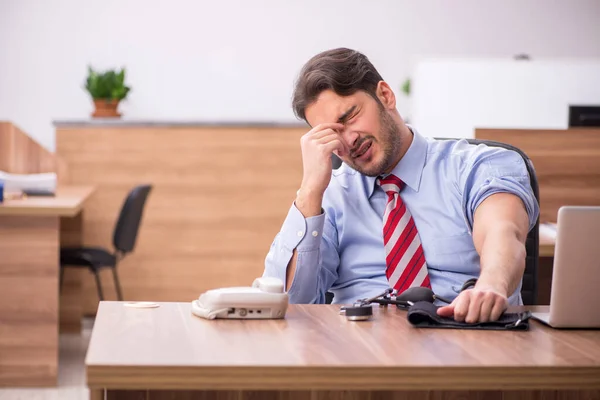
[292,48,384,122]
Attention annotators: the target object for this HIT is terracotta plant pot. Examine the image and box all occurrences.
[92,99,121,118]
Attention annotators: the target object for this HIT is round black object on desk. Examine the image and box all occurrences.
[344,304,373,321]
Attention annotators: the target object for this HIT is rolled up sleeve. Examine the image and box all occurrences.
[461,147,540,232]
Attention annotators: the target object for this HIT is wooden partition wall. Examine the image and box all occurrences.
[475,128,600,223]
[0,122,57,174]
[56,122,307,314]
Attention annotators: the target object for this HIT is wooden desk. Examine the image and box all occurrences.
[540,238,555,257]
[0,186,94,217]
[539,230,555,257]
[86,302,600,400]
[0,185,94,386]
[537,223,556,304]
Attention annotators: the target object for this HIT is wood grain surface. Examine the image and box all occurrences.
[0,121,56,174]
[59,213,86,333]
[0,186,95,217]
[86,302,600,392]
[56,126,307,315]
[0,189,91,338]
[101,389,600,400]
[0,215,59,386]
[475,128,600,224]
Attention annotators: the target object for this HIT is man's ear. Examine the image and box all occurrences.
[376,81,396,110]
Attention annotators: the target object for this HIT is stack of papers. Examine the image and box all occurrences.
[0,171,57,192]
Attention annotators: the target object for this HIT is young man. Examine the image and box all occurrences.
[263,48,539,323]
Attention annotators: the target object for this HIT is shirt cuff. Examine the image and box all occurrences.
[280,202,326,252]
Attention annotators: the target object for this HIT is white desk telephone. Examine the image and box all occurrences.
[190,277,289,320]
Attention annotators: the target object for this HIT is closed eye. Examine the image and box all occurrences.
[346,108,360,123]
[337,106,357,124]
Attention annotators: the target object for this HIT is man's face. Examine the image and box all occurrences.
[304,89,402,177]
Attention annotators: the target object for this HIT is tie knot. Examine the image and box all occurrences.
[376,174,404,194]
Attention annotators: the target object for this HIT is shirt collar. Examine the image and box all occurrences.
[366,125,427,198]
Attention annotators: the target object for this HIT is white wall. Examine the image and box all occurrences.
[1,0,600,151]
[411,58,600,139]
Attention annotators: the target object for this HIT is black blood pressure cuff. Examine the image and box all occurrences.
[406,301,532,331]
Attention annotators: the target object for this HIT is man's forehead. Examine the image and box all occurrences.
[306,90,364,124]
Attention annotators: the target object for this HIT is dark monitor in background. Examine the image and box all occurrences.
[569,105,600,127]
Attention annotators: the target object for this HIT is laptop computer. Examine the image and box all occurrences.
[531,206,600,328]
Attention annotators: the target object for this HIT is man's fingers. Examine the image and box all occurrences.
[465,292,484,323]
[312,127,342,140]
[437,297,459,317]
[318,135,350,156]
[490,298,507,321]
[309,123,345,137]
[436,304,454,317]
[478,292,497,323]
[437,291,507,323]
[310,124,349,155]
[453,293,470,322]
[301,125,347,153]
[321,139,349,157]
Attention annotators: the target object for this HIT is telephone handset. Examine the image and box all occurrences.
[190,277,289,320]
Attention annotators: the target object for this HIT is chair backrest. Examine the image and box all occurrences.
[113,184,153,254]
[457,138,540,305]
[327,138,540,305]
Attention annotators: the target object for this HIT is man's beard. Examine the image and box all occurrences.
[347,108,402,177]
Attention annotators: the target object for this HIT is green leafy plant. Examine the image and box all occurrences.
[401,78,411,97]
[85,66,131,101]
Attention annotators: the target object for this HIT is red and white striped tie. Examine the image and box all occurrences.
[377,174,431,293]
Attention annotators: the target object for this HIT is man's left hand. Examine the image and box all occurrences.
[436,285,508,323]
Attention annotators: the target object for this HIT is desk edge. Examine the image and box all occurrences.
[0,186,94,217]
[86,365,600,391]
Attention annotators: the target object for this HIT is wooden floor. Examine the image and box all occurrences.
[0,319,93,400]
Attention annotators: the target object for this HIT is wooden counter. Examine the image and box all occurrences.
[0,185,95,386]
[55,122,307,315]
[86,302,600,400]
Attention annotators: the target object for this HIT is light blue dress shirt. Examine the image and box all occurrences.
[263,127,539,306]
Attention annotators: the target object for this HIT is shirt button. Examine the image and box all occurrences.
[297,231,303,237]
[312,231,319,237]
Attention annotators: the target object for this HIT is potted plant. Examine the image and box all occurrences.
[84,66,131,118]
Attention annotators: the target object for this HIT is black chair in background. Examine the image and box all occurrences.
[60,184,153,301]
[327,138,540,305]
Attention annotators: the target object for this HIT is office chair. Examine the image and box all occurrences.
[327,138,540,305]
[60,184,153,301]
